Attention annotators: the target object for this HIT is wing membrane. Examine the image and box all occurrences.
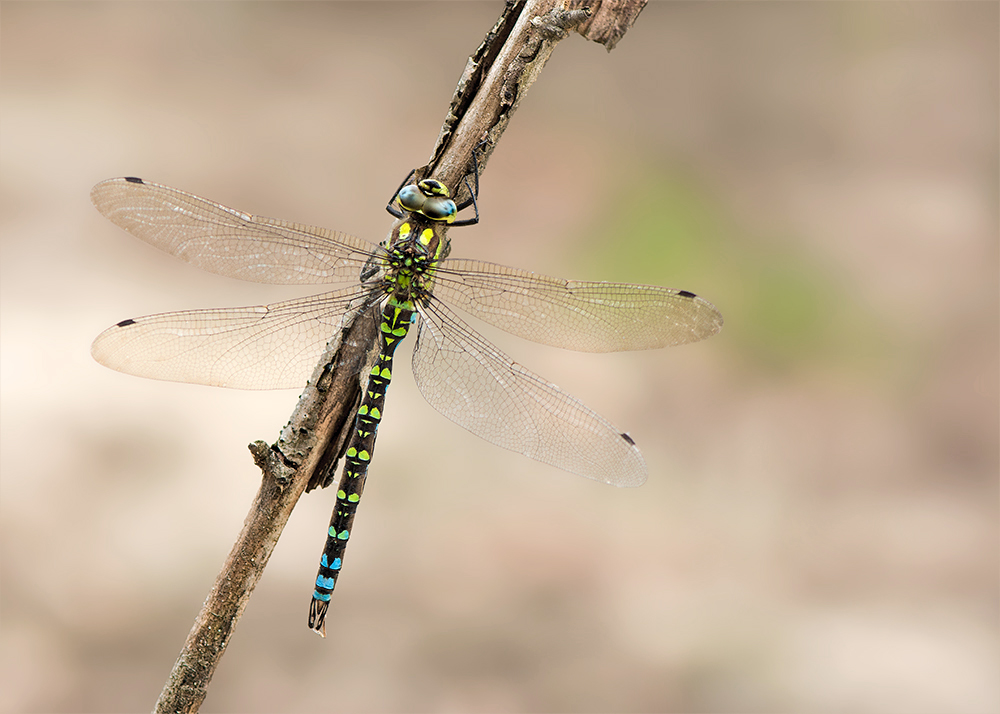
[411,298,647,487]
[91,286,376,389]
[432,259,723,352]
[91,178,379,285]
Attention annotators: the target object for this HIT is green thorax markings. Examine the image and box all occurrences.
[381,216,449,306]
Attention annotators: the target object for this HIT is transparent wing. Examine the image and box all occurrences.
[432,258,723,352]
[411,297,647,487]
[92,286,377,389]
[91,177,381,285]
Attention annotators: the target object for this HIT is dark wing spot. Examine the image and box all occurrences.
[116,318,137,327]
[620,432,636,446]
[677,290,697,299]
[124,176,144,184]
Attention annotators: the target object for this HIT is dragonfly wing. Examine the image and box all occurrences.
[92,287,375,389]
[432,259,723,352]
[91,177,380,285]
[411,298,647,487]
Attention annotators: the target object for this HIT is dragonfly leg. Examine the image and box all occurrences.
[385,169,416,218]
[450,141,486,227]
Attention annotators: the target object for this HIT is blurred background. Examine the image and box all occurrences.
[1,2,996,712]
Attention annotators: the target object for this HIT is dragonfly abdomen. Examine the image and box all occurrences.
[308,297,416,636]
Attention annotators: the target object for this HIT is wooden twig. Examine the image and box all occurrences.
[153,2,643,712]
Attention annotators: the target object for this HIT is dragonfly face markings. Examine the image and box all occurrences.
[90,169,722,636]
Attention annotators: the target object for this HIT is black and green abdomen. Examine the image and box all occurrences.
[308,294,416,634]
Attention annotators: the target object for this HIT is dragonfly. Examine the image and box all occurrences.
[90,169,723,636]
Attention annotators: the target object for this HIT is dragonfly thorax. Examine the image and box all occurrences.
[390,216,448,259]
[382,227,441,303]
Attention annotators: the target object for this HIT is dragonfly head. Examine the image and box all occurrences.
[396,179,458,224]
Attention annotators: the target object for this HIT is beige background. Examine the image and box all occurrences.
[1,2,997,712]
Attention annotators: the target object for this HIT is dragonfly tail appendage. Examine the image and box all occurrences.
[308,598,329,638]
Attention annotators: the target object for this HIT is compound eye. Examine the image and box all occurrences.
[421,196,457,223]
[397,184,425,212]
[418,178,450,198]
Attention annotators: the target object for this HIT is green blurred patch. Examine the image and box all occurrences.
[573,165,892,376]
[572,170,721,284]
[738,254,841,370]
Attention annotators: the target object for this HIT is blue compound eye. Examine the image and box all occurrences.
[418,178,450,198]
[421,196,457,223]
[397,184,425,212]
